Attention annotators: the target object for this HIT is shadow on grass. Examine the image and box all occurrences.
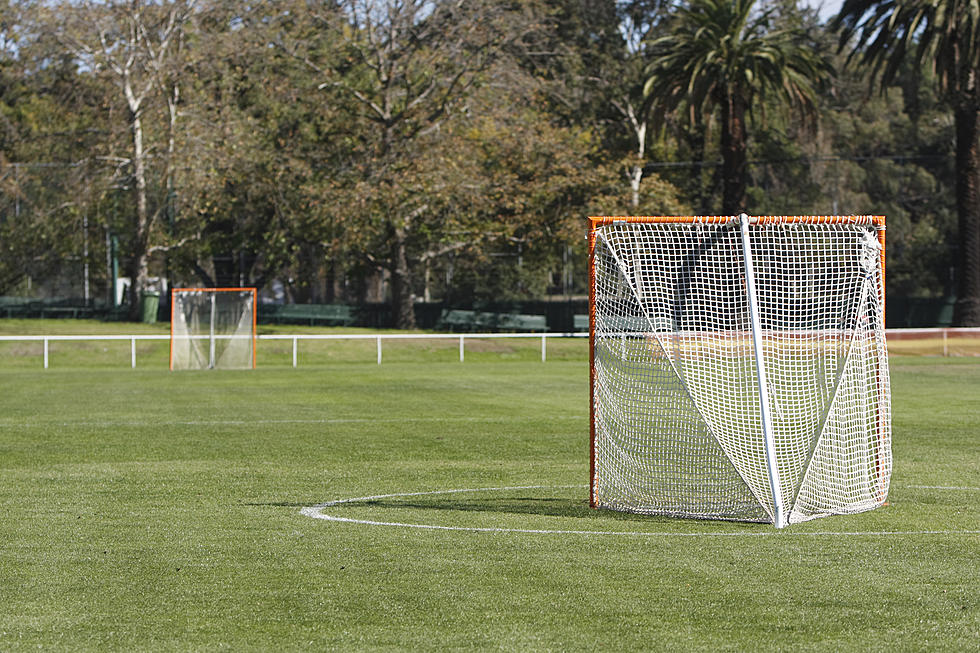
[340,495,673,524]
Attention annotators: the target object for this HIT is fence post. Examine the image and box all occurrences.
[292,337,298,368]
[43,337,48,369]
[131,337,136,368]
[943,329,948,357]
[459,335,464,362]
[541,334,547,362]
[377,336,382,365]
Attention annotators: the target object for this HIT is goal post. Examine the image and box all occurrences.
[588,215,890,527]
[170,288,257,370]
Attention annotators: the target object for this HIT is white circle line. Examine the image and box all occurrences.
[300,486,980,537]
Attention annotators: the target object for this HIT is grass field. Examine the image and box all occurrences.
[0,321,978,650]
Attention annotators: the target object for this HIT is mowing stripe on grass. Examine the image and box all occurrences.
[301,486,980,536]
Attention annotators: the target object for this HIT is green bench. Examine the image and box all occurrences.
[437,309,547,332]
[39,306,95,319]
[261,304,355,326]
[573,314,589,331]
[1,303,31,318]
[0,299,94,319]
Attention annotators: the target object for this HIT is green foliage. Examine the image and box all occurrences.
[828,11,959,298]
[836,0,980,324]
[0,0,971,315]
[644,0,832,213]
[645,0,829,123]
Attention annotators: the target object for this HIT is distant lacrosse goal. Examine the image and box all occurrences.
[170,288,257,370]
[588,215,891,527]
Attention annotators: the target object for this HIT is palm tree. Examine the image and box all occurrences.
[644,0,831,215]
[835,0,980,325]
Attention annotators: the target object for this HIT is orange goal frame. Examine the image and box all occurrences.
[169,287,258,370]
[587,215,887,509]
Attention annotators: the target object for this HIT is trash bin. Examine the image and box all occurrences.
[140,291,160,324]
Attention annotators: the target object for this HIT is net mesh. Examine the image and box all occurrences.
[590,217,891,525]
[171,289,256,370]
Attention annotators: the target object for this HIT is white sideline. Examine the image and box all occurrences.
[300,485,980,537]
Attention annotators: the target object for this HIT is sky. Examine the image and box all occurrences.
[809,0,845,22]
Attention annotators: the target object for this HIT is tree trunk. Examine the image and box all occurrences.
[626,104,646,211]
[126,105,152,321]
[686,121,707,214]
[391,225,416,329]
[720,92,748,215]
[954,104,980,326]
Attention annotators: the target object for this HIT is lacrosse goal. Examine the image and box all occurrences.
[170,288,257,370]
[588,215,891,527]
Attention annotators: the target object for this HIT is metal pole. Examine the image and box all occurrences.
[459,335,464,362]
[377,336,382,365]
[131,337,136,369]
[541,334,547,362]
[14,164,20,217]
[106,228,113,308]
[293,337,298,368]
[43,337,48,369]
[110,235,119,308]
[83,214,90,303]
[739,213,785,528]
[209,293,216,369]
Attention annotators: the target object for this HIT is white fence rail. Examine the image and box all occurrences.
[0,332,589,369]
[3,328,979,369]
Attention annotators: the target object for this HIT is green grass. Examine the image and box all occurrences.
[0,321,977,650]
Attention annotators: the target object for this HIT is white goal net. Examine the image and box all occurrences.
[589,215,891,527]
[170,288,257,370]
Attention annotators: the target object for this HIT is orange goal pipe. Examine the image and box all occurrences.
[590,214,884,226]
[170,287,258,292]
[588,221,599,508]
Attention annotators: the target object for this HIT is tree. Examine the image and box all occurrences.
[643,0,831,214]
[0,3,107,297]
[275,0,539,328]
[835,0,980,325]
[163,1,344,299]
[50,0,197,319]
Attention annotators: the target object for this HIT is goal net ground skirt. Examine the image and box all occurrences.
[170,288,257,370]
[588,216,891,527]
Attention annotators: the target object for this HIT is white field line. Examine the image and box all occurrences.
[301,485,980,537]
[0,415,587,428]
